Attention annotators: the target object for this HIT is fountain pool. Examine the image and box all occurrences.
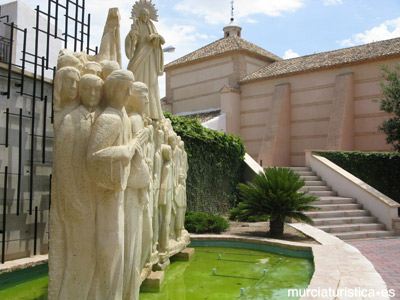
[0,240,314,300]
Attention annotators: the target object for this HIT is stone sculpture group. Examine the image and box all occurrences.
[49,1,189,299]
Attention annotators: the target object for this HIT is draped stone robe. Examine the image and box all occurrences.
[125,18,164,120]
[57,105,101,299]
[123,112,149,300]
[49,105,101,300]
[86,106,131,300]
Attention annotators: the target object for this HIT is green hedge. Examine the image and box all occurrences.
[185,211,230,234]
[165,112,246,213]
[315,151,400,203]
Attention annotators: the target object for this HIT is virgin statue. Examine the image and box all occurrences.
[125,0,164,120]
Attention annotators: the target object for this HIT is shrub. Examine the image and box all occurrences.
[315,151,400,204]
[376,64,400,152]
[165,112,245,214]
[236,167,319,238]
[185,211,230,234]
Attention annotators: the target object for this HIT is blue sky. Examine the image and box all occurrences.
[14,0,400,95]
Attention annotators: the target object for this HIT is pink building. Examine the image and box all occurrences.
[163,23,400,166]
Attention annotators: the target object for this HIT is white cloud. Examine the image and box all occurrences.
[283,49,300,59]
[157,23,208,58]
[323,0,343,6]
[339,17,400,47]
[156,22,212,98]
[174,0,304,24]
[245,18,259,24]
[339,39,354,47]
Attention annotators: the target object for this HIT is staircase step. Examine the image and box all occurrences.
[316,223,385,233]
[334,230,395,240]
[305,209,370,218]
[308,190,337,196]
[299,166,394,240]
[295,171,316,176]
[299,175,321,181]
[300,186,332,192]
[289,167,310,171]
[313,197,356,205]
[312,216,379,226]
[304,181,326,186]
[312,203,362,211]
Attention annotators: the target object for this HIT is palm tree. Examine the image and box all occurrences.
[236,167,319,238]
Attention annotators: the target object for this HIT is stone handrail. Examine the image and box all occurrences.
[305,150,399,230]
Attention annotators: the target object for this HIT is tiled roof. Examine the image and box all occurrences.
[165,36,282,69]
[241,37,400,83]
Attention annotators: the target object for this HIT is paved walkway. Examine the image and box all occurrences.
[347,237,400,300]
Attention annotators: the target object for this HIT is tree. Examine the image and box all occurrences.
[377,64,400,152]
[236,167,319,238]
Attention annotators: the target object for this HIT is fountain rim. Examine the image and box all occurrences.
[190,224,391,300]
[189,235,314,259]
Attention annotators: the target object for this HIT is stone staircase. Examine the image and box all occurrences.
[290,167,395,240]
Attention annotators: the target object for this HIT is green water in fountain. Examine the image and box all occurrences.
[0,243,313,300]
[0,263,48,300]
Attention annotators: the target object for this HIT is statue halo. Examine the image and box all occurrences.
[131,0,158,22]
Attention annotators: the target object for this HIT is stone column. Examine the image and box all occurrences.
[258,83,291,167]
[220,85,241,135]
[327,72,354,150]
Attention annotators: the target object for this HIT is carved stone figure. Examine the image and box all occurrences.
[96,8,122,67]
[56,52,82,71]
[174,174,186,240]
[53,66,81,133]
[123,81,150,300]
[50,68,83,299]
[125,0,164,120]
[152,129,164,252]
[158,144,173,263]
[49,65,82,300]
[161,118,172,143]
[102,60,121,80]
[168,133,179,240]
[82,62,102,77]
[86,70,135,300]
[57,74,103,300]
[141,120,154,270]
[172,139,188,241]
[50,2,190,299]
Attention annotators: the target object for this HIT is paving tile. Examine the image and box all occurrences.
[347,237,400,300]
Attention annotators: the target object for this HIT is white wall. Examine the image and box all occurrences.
[202,113,226,132]
[1,1,63,78]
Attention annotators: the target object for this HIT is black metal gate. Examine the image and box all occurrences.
[0,0,97,263]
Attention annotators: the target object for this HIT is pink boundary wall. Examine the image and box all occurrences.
[227,58,399,166]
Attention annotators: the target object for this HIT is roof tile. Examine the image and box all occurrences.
[241,37,400,83]
[165,36,282,69]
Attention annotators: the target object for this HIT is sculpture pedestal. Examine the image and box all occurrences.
[171,247,195,261]
[168,230,190,258]
[140,251,160,283]
[154,256,170,271]
[140,271,165,292]
[152,230,190,271]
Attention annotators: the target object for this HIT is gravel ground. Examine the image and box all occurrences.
[222,221,317,243]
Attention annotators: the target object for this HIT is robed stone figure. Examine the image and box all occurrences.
[125,5,164,120]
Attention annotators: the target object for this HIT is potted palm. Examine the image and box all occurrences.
[236,167,319,238]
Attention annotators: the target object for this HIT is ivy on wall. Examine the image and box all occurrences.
[315,151,400,204]
[165,112,246,214]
